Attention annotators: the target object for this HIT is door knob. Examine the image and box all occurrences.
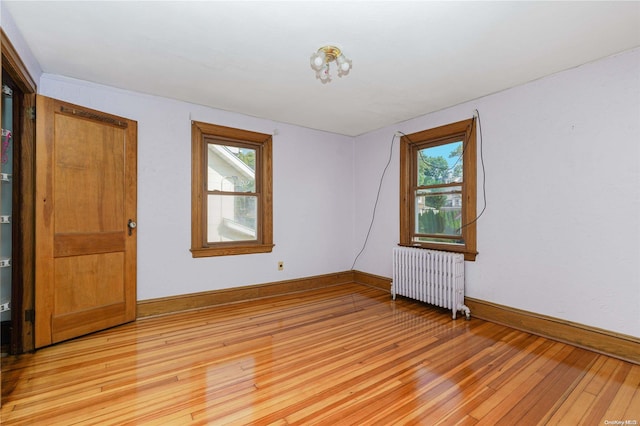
[128,219,137,236]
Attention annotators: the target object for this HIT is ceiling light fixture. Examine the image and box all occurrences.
[310,45,352,83]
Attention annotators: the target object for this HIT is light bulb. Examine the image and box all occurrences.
[310,51,326,71]
[336,54,352,77]
[337,55,351,77]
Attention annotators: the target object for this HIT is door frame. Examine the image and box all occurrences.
[2,28,37,354]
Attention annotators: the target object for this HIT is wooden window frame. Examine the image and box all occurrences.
[191,121,273,257]
[400,118,477,261]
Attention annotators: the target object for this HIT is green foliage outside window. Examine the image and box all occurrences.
[418,209,461,235]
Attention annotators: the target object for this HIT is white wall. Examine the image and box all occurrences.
[39,74,355,301]
[354,48,640,338]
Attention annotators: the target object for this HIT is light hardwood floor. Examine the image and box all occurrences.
[2,283,639,425]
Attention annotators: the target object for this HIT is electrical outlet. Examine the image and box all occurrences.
[278,261,284,271]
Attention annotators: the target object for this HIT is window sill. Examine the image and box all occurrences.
[398,243,477,261]
[190,244,275,258]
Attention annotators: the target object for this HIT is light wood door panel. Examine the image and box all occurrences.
[53,115,125,233]
[35,95,137,348]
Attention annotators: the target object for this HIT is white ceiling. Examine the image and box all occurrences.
[4,1,640,136]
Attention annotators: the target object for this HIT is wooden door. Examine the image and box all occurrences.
[35,95,137,348]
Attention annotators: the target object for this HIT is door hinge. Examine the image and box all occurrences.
[26,106,35,120]
[25,309,35,323]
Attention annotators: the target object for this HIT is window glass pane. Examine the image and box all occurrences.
[417,141,463,186]
[415,188,462,236]
[207,194,257,242]
[207,144,256,192]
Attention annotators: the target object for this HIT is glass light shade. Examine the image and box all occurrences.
[317,64,331,83]
[336,54,352,77]
[310,51,326,71]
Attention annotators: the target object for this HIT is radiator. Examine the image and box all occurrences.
[392,247,470,320]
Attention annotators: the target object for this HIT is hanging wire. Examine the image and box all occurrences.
[351,132,397,270]
[456,109,487,233]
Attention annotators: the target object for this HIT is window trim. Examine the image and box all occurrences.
[399,118,477,261]
[191,121,273,257]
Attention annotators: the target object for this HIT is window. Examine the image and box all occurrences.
[191,121,273,257]
[400,118,477,260]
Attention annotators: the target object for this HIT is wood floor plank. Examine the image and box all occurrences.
[623,385,640,420]
[543,355,607,424]
[470,340,565,422]
[2,283,638,425]
[585,361,633,423]
[362,327,517,424]
[502,348,598,423]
